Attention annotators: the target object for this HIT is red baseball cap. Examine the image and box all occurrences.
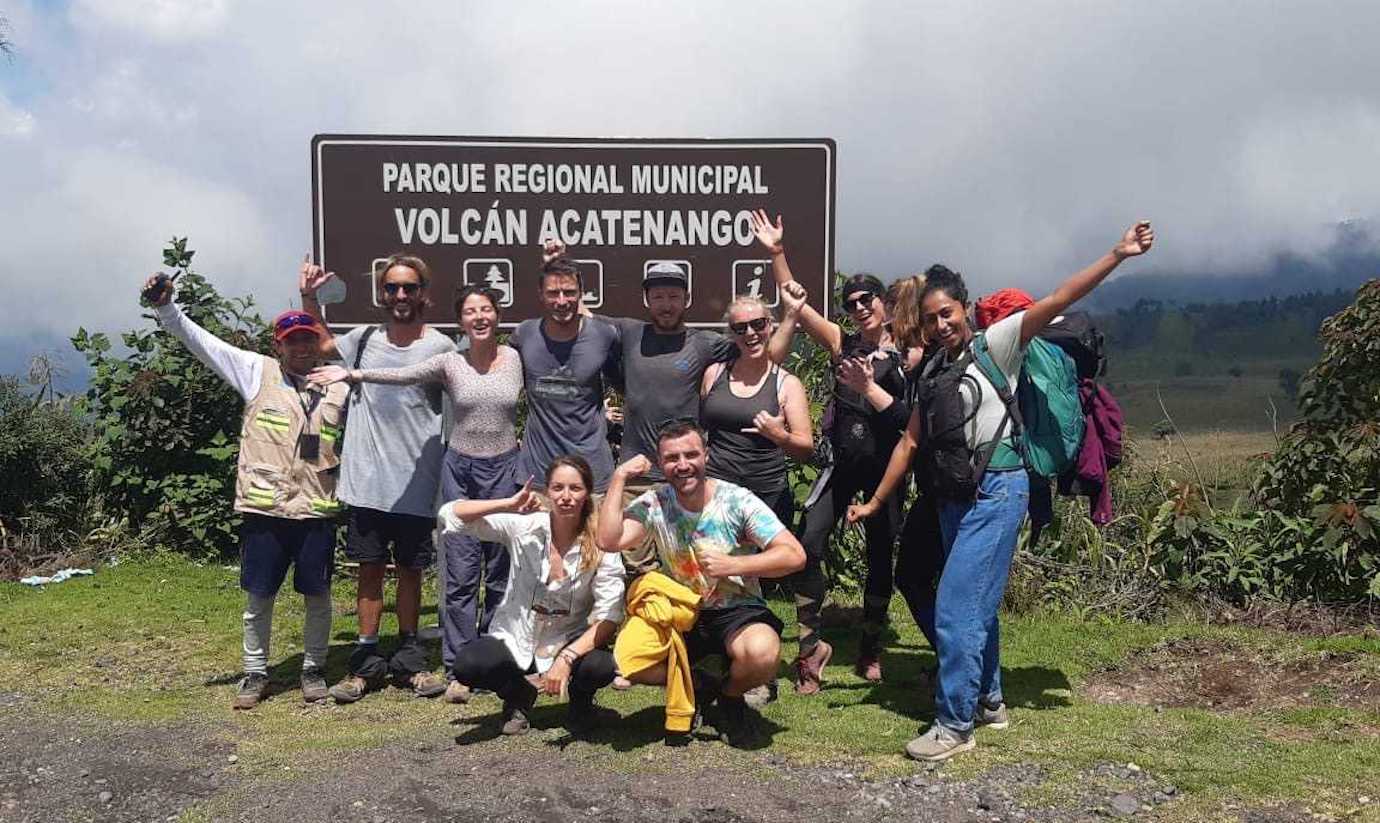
[271,310,324,342]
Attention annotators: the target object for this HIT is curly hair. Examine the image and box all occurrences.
[920,264,968,307]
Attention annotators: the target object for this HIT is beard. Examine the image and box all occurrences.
[387,300,422,324]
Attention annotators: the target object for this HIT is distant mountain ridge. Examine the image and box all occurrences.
[1087,220,1378,310]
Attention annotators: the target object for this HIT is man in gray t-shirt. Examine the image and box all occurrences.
[510,256,621,492]
[300,253,454,703]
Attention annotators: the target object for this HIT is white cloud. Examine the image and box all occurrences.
[68,0,229,40]
[2,0,1380,355]
[0,94,36,137]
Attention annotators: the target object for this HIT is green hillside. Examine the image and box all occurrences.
[1095,290,1352,432]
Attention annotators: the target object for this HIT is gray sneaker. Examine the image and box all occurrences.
[905,724,976,761]
[233,672,270,710]
[976,700,1010,730]
[300,666,328,703]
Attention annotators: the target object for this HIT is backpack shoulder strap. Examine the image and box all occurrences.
[971,334,1024,436]
[353,325,379,370]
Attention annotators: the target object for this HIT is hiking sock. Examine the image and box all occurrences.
[301,593,332,670]
[242,593,275,675]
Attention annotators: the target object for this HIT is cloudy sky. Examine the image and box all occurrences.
[2,0,1379,376]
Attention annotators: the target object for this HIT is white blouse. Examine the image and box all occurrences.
[438,506,625,672]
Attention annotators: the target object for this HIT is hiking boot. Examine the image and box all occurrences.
[233,672,270,710]
[905,724,976,762]
[443,680,471,705]
[408,671,447,698]
[715,696,761,749]
[855,653,883,682]
[329,674,370,704]
[300,666,328,703]
[501,682,537,736]
[793,639,834,695]
[565,697,597,737]
[976,700,1010,730]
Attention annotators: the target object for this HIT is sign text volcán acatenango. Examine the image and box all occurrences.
[312,136,836,328]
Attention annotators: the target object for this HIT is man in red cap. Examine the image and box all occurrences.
[144,275,349,710]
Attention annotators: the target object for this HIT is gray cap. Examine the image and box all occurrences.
[643,261,688,291]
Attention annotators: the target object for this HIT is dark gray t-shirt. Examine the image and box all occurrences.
[334,325,456,517]
[510,317,620,491]
[603,317,736,482]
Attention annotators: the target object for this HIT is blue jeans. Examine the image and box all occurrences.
[933,469,1029,733]
[439,447,520,672]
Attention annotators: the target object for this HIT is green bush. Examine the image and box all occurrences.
[72,238,271,557]
[0,373,93,535]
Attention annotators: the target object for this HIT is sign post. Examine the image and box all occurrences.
[311,135,835,329]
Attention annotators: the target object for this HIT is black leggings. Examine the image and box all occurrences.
[894,492,944,651]
[791,460,902,654]
[452,636,616,703]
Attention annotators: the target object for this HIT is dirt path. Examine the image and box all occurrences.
[0,691,1212,823]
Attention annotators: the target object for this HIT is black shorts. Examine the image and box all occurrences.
[344,506,435,570]
[686,603,784,663]
[239,514,335,597]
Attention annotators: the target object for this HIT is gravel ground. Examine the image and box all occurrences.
[0,692,1334,823]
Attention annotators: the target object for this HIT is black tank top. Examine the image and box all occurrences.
[701,363,787,496]
[830,332,906,465]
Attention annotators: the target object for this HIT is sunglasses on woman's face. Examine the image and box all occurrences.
[842,292,879,313]
[383,281,421,296]
[729,317,770,335]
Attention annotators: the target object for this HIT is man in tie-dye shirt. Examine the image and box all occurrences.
[598,420,805,746]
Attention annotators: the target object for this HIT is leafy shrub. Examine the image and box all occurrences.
[72,239,270,557]
[1253,278,1380,599]
[0,373,93,534]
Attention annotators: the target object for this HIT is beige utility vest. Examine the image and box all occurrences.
[234,357,349,519]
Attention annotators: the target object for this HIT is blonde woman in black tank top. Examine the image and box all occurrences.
[699,295,814,683]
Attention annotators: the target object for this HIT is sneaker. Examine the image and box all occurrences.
[300,666,328,703]
[443,680,471,705]
[855,652,883,683]
[793,639,834,695]
[905,724,976,762]
[976,700,1010,730]
[611,675,633,690]
[328,674,370,704]
[408,671,447,698]
[501,682,537,736]
[233,672,270,710]
[716,696,762,748]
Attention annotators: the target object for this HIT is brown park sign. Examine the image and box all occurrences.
[311,135,836,329]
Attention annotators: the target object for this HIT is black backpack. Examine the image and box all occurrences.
[910,348,1010,500]
[1039,311,1105,380]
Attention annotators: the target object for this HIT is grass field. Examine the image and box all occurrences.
[3,554,1379,821]
[1110,376,1298,435]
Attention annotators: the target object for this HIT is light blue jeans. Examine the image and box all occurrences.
[933,468,1029,733]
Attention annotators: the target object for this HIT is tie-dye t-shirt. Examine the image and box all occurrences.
[625,480,786,609]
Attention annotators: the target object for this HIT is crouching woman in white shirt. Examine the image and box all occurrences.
[439,455,625,737]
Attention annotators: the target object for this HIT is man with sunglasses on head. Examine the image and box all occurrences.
[299,253,456,703]
[143,275,348,710]
[508,250,623,495]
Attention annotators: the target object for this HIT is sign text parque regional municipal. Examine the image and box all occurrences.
[312,136,836,328]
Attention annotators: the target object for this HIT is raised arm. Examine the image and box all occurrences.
[145,275,262,402]
[846,406,921,523]
[596,455,651,552]
[1021,221,1154,346]
[752,211,843,357]
[298,253,342,360]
